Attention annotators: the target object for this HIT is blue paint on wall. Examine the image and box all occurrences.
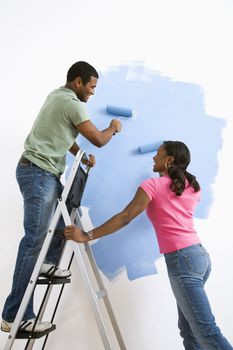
[67,64,225,281]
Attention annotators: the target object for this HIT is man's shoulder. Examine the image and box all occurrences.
[49,87,76,99]
[44,87,88,121]
[47,88,82,108]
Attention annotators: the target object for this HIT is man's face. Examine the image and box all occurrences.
[76,76,98,102]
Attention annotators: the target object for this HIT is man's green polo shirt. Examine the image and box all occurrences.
[23,87,89,177]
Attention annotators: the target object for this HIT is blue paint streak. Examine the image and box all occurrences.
[67,64,225,281]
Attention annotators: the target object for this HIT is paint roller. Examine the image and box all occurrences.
[106,105,136,119]
[106,105,163,154]
[138,141,164,154]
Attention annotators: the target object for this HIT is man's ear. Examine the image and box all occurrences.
[74,76,82,87]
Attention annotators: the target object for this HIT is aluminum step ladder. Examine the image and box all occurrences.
[3,150,126,350]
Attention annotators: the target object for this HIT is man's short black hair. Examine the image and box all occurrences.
[66,61,99,84]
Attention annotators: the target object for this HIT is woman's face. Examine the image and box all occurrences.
[153,145,170,173]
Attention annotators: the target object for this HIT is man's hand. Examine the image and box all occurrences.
[64,225,89,243]
[76,119,122,147]
[82,154,96,168]
[110,119,122,134]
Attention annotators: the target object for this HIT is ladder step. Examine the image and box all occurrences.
[37,277,71,285]
[15,324,56,339]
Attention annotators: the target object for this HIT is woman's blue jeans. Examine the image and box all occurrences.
[2,161,67,322]
[164,244,233,350]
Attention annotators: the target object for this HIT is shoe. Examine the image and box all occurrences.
[1,319,52,333]
[39,263,71,278]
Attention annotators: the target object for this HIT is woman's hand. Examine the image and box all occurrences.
[64,225,89,243]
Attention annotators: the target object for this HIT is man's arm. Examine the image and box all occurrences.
[69,142,80,156]
[69,142,96,167]
[76,119,121,147]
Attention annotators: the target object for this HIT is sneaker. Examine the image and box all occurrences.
[39,263,71,278]
[1,319,52,333]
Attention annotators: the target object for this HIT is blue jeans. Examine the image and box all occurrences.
[164,244,233,350]
[2,161,67,322]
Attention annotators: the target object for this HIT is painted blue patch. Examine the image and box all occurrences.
[67,64,225,281]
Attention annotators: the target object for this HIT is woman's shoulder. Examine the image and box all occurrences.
[154,174,171,184]
[140,175,170,190]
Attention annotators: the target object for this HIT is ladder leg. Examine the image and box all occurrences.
[84,243,126,350]
[24,207,77,349]
[71,241,113,350]
[72,208,127,350]
[3,151,85,350]
[3,208,61,350]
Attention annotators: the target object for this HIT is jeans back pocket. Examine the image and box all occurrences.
[183,252,209,276]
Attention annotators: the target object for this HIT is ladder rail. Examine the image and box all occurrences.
[3,208,62,350]
[22,188,86,349]
[58,199,114,349]
[59,187,127,349]
[3,150,84,350]
[84,243,126,350]
[71,241,113,350]
[75,212,126,350]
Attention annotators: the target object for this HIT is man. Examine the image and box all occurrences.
[1,61,121,333]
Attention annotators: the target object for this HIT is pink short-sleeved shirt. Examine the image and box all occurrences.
[140,176,201,254]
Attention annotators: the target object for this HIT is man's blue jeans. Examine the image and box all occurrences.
[2,161,67,322]
[164,244,233,350]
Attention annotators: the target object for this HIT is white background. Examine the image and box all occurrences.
[0,0,233,349]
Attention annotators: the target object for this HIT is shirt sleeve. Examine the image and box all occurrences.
[65,99,90,126]
[139,178,156,201]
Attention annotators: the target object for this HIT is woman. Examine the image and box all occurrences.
[65,141,233,350]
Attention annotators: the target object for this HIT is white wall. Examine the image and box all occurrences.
[0,0,233,349]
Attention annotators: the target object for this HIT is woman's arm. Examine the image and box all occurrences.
[64,187,150,243]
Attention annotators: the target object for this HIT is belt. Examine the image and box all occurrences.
[18,156,34,165]
[18,156,61,178]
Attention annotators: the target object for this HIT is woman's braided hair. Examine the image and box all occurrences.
[163,141,200,196]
